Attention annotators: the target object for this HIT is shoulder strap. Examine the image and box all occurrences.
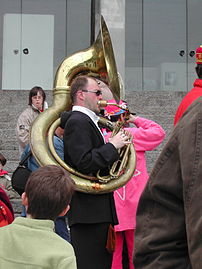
[19,150,32,166]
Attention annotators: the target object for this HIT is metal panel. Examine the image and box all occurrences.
[2,13,54,90]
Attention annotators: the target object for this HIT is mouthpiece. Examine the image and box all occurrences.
[98,100,108,107]
[98,100,129,111]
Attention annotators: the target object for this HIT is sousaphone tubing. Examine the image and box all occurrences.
[30,16,136,194]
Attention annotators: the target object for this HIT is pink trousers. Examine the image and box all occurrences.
[111,229,135,269]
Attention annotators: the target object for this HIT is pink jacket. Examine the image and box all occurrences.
[103,116,165,231]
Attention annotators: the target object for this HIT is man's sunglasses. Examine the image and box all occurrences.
[82,89,102,96]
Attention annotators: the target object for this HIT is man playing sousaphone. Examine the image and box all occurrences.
[60,75,131,269]
[29,15,135,269]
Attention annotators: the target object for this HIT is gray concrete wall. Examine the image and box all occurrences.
[0,90,53,215]
[126,91,185,172]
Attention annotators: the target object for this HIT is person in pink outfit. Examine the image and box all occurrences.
[103,100,166,269]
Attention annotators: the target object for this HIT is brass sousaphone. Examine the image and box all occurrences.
[30,16,136,194]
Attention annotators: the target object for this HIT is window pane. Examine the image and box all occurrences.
[125,0,143,91]
[187,0,202,90]
[0,0,21,89]
[1,0,92,90]
[21,0,67,90]
[66,0,91,55]
[126,0,187,92]
[143,0,186,91]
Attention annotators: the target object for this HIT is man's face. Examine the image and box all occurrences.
[83,78,103,114]
[31,92,43,110]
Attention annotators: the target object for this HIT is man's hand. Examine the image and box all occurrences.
[120,113,137,124]
[109,130,131,149]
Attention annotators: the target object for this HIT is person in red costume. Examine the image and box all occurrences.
[174,45,202,125]
[0,153,18,199]
[0,153,14,227]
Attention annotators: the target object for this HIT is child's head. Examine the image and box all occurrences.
[0,153,6,169]
[104,99,128,122]
[22,165,75,220]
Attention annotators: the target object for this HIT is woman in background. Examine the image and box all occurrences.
[16,86,48,156]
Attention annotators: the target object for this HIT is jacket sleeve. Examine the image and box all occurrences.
[16,110,32,149]
[128,116,165,151]
[20,144,29,160]
[53,136,64,160]
[64,117,119,174]
[134,103,202,268]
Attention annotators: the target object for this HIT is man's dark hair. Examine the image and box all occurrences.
[25,165,75,220]
[28,86,46,106]
[0,153,6,166]
[70,76,89,103]
[195,65,202,79]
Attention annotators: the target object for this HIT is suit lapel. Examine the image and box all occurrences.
[73,111,104,144]
[88,117,105,144]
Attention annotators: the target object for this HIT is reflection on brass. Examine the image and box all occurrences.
[97,100,135,183]
[30,16,136,194]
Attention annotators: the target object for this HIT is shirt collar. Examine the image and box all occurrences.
[14,217,55,232]
[72,105,100,124]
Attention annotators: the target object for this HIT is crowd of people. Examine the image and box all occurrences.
[0,45,202,269]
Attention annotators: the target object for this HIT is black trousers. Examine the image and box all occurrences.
[70,222,113,269]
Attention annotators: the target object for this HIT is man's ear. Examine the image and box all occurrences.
[59,205,70,217]
[77,90,85,101]
[21,192,28,206]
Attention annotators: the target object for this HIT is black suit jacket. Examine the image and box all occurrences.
[62,111,119,226]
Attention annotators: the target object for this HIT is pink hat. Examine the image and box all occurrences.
[104,99,128,116]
